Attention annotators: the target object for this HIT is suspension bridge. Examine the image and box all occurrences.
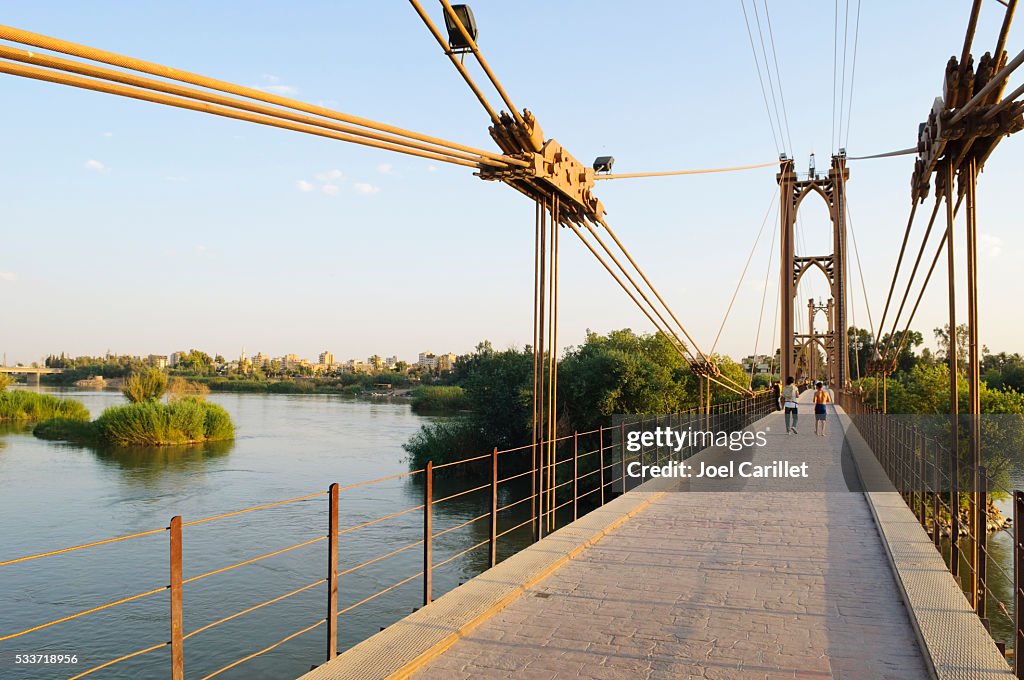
[1,1,1023,679]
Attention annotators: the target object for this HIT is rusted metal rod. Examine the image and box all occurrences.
[423,462,433,606]
[489,448,498,568]
[326,483,339,660]
[169,516,184,680]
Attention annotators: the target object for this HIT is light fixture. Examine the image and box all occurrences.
[444,4,478,51]
[593,156,615,173]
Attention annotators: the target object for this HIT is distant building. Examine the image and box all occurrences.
[148,355,168,369]
[437,352,457,372]
[368,355,385,371]
[319,351,335,368]
[384,355,400,369]
[169,351,184,368]
[417,352,438,370]
[346,359,371,374]
[741,354,773,375]
[252,352,268,368]
[282,353,302,370]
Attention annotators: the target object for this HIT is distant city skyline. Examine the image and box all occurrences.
[2,3,1021,367]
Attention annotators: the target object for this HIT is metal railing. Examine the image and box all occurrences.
[0,391,775,679]
[838,391,1022,675]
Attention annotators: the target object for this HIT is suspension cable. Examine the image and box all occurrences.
[880,198,942,357]
[567,220,745,395]
[0,59,486,169]
[0,23,519,166]
[594,161,776,180]
[406,0,500,125]
[439,0,527,129]
[595,218,713,366]
[750,206,779,386]
[846,203,876,341]
[739,0,781,153]
[875,201,920,347]
[711,192,777,354]
[0,46,514,169]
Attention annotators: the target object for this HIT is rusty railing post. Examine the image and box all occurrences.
[169,516,184,680]
[327,482,339,660]
[951,439,960,577]
[572,431,579,521]
[921,432,929,522]
[424,460,433,606]
[598,426,605,506]
[620,421,627,494]
[932,440,941,549]
[489,448,498,568]
[977,465,988,625]
[1014,490,1023,678]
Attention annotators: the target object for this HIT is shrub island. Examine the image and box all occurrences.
[34,369,234,447]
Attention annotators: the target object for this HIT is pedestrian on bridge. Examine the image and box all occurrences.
[813,381,831,436]
[771,381,781,411]
[781,376,799,434]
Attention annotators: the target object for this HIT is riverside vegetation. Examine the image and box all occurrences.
[34,368,234,447]
[402,329,751,473]
[0,376,90,424]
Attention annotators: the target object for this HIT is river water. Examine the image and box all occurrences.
[0,389,532,680]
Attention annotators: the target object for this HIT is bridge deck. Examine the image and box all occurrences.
[306,393,942,680]
[407,393,927,680]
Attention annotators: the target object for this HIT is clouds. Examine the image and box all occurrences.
[84,159,108,173]
[0,272,17,282]
[353,182,381,195]
[251,74,298,96]
[295,169,381,197]
[376,163,395,176]
[979,233,1003,258]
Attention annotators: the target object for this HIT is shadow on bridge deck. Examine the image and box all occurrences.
[302,392,1002,680]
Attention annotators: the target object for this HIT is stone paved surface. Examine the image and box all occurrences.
[411,393,929,680]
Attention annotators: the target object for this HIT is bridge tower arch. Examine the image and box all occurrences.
[777,154,850,388]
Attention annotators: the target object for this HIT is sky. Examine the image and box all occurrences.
[1,1,1022,367]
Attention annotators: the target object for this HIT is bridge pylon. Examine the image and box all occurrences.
[777,154,850,388]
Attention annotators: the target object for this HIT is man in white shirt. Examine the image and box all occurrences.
[781,376,800,434]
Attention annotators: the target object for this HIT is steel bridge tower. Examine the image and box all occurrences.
[777,154,850,387]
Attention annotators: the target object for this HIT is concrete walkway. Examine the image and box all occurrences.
[410,393,929,680]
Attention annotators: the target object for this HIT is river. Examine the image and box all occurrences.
[0,389,532,680]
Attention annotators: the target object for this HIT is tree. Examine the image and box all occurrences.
[847,326,874,380]
[878,329,923,374]
[934,324,970,370]
[559,329,692,432]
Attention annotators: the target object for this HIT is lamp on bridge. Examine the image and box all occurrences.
[443,4,478,51]
[593,156,615,174]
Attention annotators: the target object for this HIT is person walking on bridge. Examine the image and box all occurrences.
[814,381,831,436]
[781,376,799,434]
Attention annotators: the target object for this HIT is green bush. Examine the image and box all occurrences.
[94,397,234,446]
[403,418,481,471]
[410,386,468,414]
[0,391,90,423]
[268,380,316,394]
[202,402,235,441]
